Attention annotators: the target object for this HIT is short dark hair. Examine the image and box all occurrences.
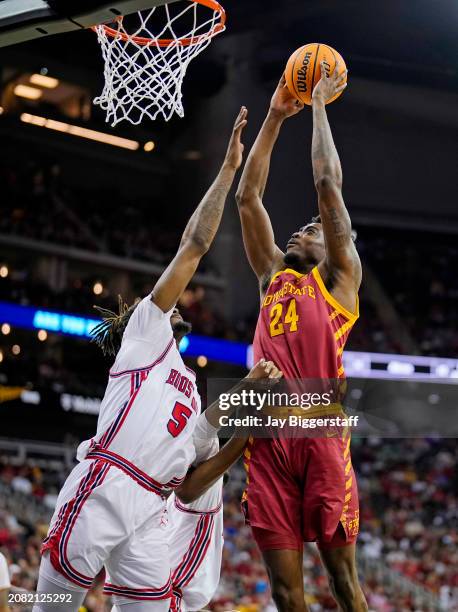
[307,214,357,242]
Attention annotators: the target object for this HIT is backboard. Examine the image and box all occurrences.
[0,0,177,48]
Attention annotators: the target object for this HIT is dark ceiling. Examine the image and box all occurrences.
[1,0,456,173]
[225,0,458,91]
[2,0,457,92]
[0,0,457,230]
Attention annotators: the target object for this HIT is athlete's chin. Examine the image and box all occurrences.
[284,250,305,269]
[172,320,192,340]
[284,248,322,270]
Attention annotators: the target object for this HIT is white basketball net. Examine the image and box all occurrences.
[93,1,225,126]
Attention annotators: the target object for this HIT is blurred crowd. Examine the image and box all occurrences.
[360,228,458,357]
[216,437,458,611]
[355,437,458,610]
[0,159,180,267]
[1,156,457,610]
[1,436,456,611]
[0,255,391,354]
[0,331,109,398]
[3,156,457,356]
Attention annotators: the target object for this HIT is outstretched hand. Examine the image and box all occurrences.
[270,73,304,119]
[224,106,248,170]
[312,61,347,104]
[246,358,283,380]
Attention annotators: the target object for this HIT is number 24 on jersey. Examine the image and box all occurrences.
[269,298,299,337]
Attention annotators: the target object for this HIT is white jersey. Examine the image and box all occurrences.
[0,552,10,590]
[167,427,224,611]
[77,295,200,489]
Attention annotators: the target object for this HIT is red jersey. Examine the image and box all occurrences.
[253,266,358,380]
[244,266,361,548]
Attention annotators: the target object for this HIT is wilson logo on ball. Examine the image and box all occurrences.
[297,51,313,92]
[285,43,347,106]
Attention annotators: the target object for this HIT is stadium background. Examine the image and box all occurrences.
[0,0,457,610]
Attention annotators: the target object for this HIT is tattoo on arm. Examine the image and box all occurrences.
[151,165,236,313]
[328,207,348,248]
[182,167,235,250]
[311,101,361,286]
[311,103,342,186]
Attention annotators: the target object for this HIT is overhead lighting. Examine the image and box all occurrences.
[12,344,21,355]
[0,265,8,278]
[93,282,103,296]
[14,84,42,100]
[20,113,140,151]
[1,323,11,335]
[37,329,48,341]
[144,141,155,152]
[30,73,59,88]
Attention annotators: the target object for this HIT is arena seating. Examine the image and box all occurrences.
[359,227,458,357]
[1,437,456,611]
[0,158,213,272]
[1,139,456,612]
[5,155,457,356]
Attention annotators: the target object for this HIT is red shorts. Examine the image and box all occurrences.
[241,434,359,551]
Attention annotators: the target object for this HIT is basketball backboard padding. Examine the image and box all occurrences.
[0,0,179,48]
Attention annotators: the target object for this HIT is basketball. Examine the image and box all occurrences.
[285,43,347,106]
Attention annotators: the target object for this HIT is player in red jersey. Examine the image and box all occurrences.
[235,64,368,611]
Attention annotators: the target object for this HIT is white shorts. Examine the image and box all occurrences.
[168,497,223,611]
[41,459,172,604]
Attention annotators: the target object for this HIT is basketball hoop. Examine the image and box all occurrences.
[92,0,226,126]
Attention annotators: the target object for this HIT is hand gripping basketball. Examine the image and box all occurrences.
[270,74,305,119]
[312,61,348,105]
[285,43,347,106]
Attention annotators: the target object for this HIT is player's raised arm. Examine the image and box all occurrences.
[236,76,304,285]
[311,62,362,293]
[152,107,247,313]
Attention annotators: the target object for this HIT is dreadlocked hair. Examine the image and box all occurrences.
[91,295,140,356]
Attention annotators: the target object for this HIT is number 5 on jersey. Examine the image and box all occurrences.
[270,298,299,337]
[167,401,192,437]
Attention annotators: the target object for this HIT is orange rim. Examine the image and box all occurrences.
[93,0,226,47]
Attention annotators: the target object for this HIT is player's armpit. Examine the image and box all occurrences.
[236,76,303,281]
[174,434,248,504]
[236,107,288,281]
[236,196,285,284]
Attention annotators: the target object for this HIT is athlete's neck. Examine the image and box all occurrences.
[282,260,317,275]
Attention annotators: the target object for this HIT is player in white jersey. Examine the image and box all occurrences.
[33,107,248,612]
[0,551,10,612]
[168,484,223,612]
[168,433,222,612]
[166,356,283,612]
[107,356,282,612]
